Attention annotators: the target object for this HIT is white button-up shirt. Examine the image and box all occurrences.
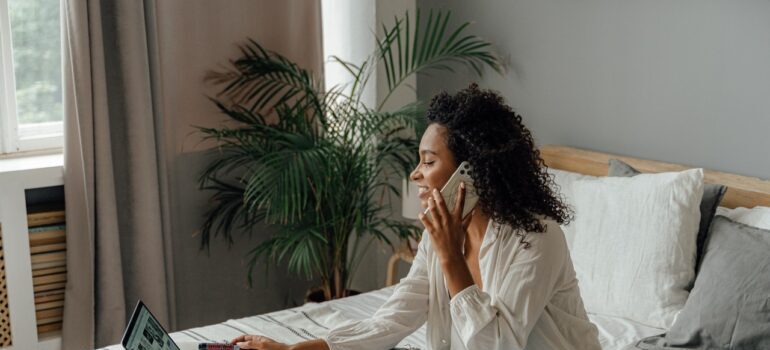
[325,217,601,350]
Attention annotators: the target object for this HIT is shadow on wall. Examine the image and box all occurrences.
[169,150,318,330]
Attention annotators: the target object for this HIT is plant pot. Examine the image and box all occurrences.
[304,286,361,303]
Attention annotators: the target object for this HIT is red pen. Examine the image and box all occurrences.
[198,343,240,350]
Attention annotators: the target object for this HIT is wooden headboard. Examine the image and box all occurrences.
[540,145,770,209]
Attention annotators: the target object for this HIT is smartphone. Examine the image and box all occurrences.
[424,161,479,219]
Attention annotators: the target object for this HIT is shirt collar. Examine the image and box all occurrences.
[483,218,500,242]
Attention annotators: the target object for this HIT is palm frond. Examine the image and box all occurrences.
[243,132,332,224]
[246,223,328,285]
[206,39,325,122]
[198,178,264,250]
[377,9,504,110]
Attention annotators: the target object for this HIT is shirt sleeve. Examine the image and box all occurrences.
[449,228,567,350]
[324,233,430,350]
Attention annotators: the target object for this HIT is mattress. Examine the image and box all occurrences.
[103,286,663,350]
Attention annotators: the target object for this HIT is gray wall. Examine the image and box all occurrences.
[417,0,770,179]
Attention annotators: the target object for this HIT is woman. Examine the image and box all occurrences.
[231,84,601,350]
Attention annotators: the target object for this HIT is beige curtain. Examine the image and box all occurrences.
[62,0,323,348]
[62,0,175,348]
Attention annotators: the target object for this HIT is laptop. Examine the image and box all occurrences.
[121,301,180,350]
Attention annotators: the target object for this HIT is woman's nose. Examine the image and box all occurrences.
[410,166,421,182]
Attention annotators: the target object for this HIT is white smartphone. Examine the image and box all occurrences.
[424,161,479,219]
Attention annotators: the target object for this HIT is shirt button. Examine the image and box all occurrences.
[441,339,447,344]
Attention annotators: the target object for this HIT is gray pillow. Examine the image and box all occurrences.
[664,215,770,348]
[608,159,726,272]
[632,217,770,349]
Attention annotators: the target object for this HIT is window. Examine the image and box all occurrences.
[0,0,63,155]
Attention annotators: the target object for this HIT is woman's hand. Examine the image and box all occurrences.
[230,336,330,350]
[231,335,290,350]
[418,182,473,264]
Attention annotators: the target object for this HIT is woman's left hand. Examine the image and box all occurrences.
[419,182,473,263]
[231,335,290,350]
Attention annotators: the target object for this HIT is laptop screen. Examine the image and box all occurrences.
[122,301,180,350]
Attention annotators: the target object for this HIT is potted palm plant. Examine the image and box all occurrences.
[198,10,503,300]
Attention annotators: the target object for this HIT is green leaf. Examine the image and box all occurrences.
[376,9,504,110]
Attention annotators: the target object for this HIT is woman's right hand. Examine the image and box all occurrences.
[231,335,290,350]
[230,336,330,350]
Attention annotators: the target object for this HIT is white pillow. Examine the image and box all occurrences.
[546,168,599,251]
[570,169,704,329]
[715,206,770,231]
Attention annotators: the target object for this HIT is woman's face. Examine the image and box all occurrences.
[410,123,458,209]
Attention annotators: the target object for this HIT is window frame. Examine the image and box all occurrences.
[0,0,63,156]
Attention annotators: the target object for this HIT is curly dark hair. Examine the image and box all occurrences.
[425,83,571,237]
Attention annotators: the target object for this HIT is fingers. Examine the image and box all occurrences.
[462,209,474,230]
[237,342,266,350]
[419,207,436,233]
[250,335,276,344]
[428,197,441,225]
[453,182,466,218]
[431,188,450,222]
[232,335,276,349]
[236,341,258,349]
[236,338,266,349]
[231,335,248,344]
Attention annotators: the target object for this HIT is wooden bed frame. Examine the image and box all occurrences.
[540,145,770,209]
[385,144,770,286]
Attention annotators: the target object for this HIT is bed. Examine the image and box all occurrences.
[104,145,770,350]
[101,285,664,350]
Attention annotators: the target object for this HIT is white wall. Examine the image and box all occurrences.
[322,0,377,107]
[321,0,418,292]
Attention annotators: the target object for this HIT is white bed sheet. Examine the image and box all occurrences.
[103,286,663,350]
[588,313,664,350]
